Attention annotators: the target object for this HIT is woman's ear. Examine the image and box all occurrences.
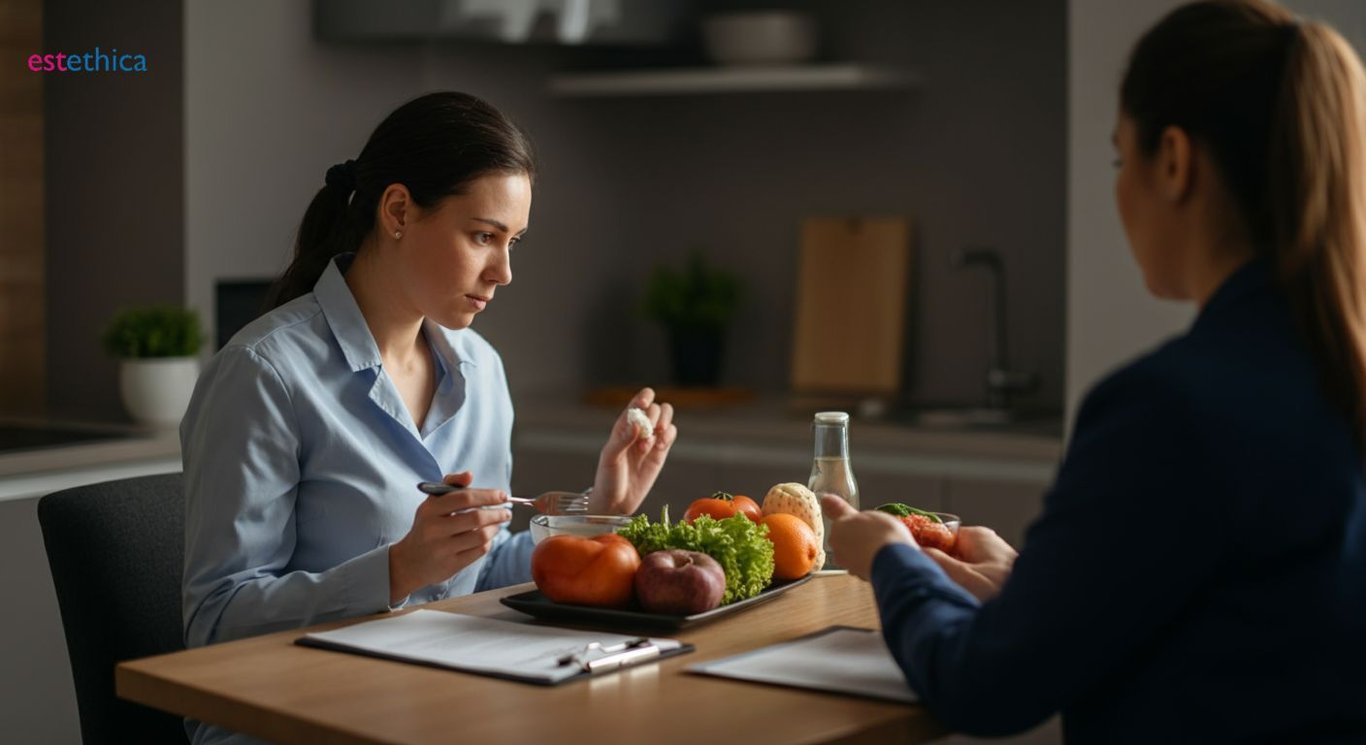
[1156,125,1194,203]
[378,183,411,237]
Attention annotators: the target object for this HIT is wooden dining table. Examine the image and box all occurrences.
[117,573,947,744]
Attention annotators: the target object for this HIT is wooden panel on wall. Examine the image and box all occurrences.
[791,217,911,395]
[0,0,44,415]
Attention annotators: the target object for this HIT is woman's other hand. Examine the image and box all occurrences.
[821,494,916,580]
[590,387,677,514]
[388,471,510,604]
[924,526,1018,602]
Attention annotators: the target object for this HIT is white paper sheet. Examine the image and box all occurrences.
[687,626,918,703]
[300,609,682,684]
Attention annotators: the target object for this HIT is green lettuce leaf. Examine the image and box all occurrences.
[618,509,775,604]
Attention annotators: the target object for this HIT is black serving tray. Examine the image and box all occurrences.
[500,575,814,630]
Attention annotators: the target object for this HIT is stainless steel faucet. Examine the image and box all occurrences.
[954,246,1037,411]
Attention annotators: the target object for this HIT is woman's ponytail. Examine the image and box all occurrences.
[266,93,535,310]
[1269,22,1366,446]
[265,170,364,309]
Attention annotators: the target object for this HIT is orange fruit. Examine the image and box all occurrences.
[762,513,819,580]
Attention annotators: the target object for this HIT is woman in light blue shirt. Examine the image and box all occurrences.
[180,92,676,743]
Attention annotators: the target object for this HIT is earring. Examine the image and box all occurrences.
[394,230,402,239]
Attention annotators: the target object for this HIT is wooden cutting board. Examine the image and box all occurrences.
[791,217,910,395]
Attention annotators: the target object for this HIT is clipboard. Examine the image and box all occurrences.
[295,609,693,686]
[687,625,917,703]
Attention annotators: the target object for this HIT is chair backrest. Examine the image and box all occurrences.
[38,472,187,745]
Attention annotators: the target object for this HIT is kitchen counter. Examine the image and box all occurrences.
[516,395,1065,486]
[0,422,181,503]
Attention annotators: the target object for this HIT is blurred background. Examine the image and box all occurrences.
[2,1,1364,743]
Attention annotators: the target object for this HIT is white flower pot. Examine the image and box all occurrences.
[119,357,200,428]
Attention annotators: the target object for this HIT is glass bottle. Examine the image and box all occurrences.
[808,411,859,568]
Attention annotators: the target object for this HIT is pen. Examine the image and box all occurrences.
[585,643,661,673]
[557,637,661,673]
[417,481,462,496]
[415,481,509,515]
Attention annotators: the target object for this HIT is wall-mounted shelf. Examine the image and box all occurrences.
[548,63,923,97]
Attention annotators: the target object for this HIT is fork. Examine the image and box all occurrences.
[415,482,591,515]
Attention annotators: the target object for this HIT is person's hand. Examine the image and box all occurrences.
[590,388,677,514]
[821,494,917,581]
[924,526,1018,602]
[388,471,511,604]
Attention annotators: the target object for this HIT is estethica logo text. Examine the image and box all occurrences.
[28,47,148,73]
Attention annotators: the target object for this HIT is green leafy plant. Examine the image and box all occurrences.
[102,306,203,358]
[642,252,742,329]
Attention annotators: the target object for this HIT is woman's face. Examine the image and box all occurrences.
[395,172,531,330]
[1113,114,1183,299]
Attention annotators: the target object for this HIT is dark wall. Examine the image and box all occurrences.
[497,0,1069,410]
[44,0,183,420]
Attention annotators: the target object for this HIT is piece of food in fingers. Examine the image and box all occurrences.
[761,482,825,568]
[626,406,653,438]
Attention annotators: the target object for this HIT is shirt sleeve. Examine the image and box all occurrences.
[871,363,1224,737]
[181,345,393,647]
[473,373,533,592]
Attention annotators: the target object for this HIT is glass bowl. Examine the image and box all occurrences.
[910,512,961,553]
[933,512,962,534]
[528,514,635,544]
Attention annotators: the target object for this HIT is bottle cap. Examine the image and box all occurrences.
[814,411,850,425]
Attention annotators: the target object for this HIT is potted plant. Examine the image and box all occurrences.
[102,305,203,427]
[643,252,742,387]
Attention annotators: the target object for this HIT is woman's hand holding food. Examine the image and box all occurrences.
[388,471,511,604]
[590,387,677,514]
[923,526,1018,602]
[821,495,916,581]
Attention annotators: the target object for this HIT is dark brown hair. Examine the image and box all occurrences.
[1122,0,1366,446]
[267,91,535,308]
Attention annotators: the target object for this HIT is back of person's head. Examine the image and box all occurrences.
[267,91,536,309]
[1122,0,1366,447]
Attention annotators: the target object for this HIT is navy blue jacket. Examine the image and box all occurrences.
[872,260,1366,743]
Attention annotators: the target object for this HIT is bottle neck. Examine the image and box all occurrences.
[813,423,849,459]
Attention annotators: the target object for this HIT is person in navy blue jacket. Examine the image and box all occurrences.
[825,2,1366,742]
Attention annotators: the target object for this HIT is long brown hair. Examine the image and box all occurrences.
[1122,0,1366,446]
[267,91,536,309]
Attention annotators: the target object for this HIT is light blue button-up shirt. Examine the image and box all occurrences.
[180,254,535,744]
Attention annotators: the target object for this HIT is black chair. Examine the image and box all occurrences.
[38,472,187,745]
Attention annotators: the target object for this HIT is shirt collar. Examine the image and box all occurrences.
[424,317,476,376]
[314,253,478,373]
[314,254,383,372]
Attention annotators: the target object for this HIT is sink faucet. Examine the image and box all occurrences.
[954,246,1037,411]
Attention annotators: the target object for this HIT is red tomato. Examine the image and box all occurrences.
[530,534,641,608]
[899,515,956,553]
[684,492,762,523]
